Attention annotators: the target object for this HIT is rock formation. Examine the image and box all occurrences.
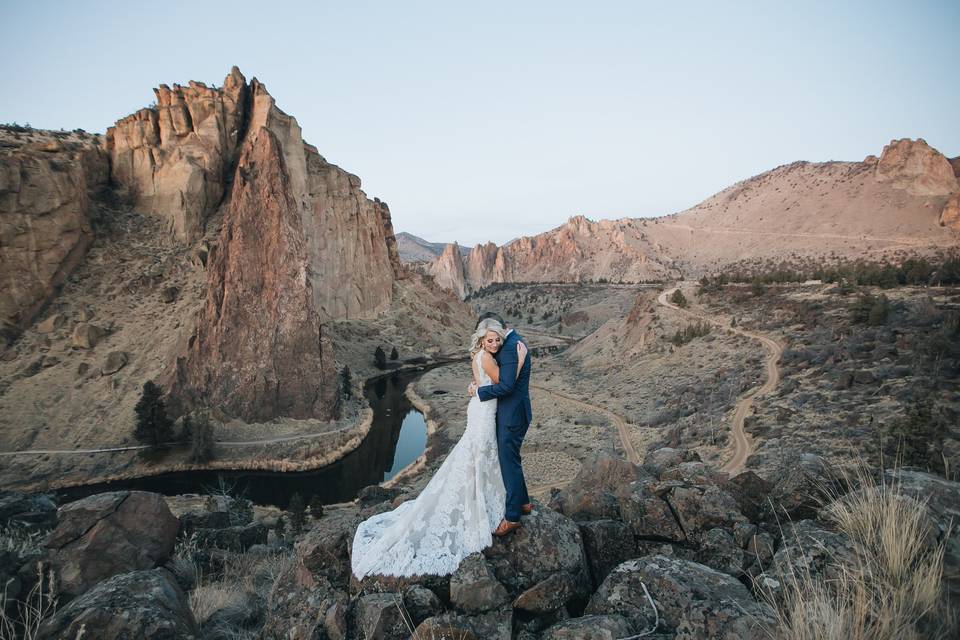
[162,73,401,422]
[107,67,249,243]
[875,137,959,196]
[464,241,503,290]
[0,130,108,344]
[427,242,468,298]
[170,127,340,422]
[940,192,960,231]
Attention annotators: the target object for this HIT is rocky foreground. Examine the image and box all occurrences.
[1,448,956,639]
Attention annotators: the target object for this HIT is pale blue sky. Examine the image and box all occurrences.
[2,1,958,245]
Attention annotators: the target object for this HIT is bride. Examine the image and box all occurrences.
[351,318,527,578]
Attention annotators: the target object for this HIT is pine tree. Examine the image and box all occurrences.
[390,346,399,360]
[134,381,173,446]
[308,495,324,520]
[288,493,306,534]
[187,412,214,463]
[340,365,352,400]
[374,346,387,369]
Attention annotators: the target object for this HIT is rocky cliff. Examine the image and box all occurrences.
[427,242,468,299]
[0,129,109,345]
[107,67,249,243]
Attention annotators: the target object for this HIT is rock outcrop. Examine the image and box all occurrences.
[0,130,108,344]
[875,138,959,197]
[427,242,468,298]
[44,491,179,599]
[940,192,960,231]
[107,67,249,243]
[37,568,199,639]
[170,126,339,422]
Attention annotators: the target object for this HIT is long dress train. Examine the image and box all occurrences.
[351,350,506,578]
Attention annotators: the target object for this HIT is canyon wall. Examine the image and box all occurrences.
[0,131,109,344]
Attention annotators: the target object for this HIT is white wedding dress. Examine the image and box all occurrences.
[351,350,506,578]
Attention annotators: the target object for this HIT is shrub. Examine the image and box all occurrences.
[879,398,950,475]
[134,381,174,446]
[668,289,688,307]
[390,347,399,360]
[765,461,954,639]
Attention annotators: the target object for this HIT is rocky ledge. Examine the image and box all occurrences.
[0,448,957,639]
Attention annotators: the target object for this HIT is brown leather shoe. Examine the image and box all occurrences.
[493,519,522,537]
[521,503,534,515]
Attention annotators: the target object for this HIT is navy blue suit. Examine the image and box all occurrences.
[477,329,532,521]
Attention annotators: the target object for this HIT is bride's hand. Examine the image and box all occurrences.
[517,341,528,364]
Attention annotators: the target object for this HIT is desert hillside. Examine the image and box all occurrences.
[424,138,959,298]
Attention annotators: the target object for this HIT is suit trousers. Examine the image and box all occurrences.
[497,420,530,522]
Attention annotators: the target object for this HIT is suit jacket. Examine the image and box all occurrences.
[477,329,533,427]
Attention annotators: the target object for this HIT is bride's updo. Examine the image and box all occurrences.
[470,318,506,357]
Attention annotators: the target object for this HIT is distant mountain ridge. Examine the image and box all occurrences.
[425,138,960,298]
[396,231,469,263]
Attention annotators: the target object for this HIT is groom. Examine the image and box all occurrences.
[469,312,533,536]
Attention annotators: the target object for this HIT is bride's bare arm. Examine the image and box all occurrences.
[480,351,500,384]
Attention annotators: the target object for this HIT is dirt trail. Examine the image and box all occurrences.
[657,285,783,475]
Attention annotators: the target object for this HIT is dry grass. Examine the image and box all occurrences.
[766,461,955,640]
[0,563,59,640]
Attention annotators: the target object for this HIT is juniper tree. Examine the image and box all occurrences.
[340,365,352,400]
[134,381,173,446]
[374,346,387,369]
[288,493,306,534]
[308,494,324,520]
[390,346,399,360]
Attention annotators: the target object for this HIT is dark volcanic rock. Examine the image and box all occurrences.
[618,482,685,542]
[578,519,638,587]
[450,552,510,613]
[512,572,575,614]
[587,555,774,638]
[540,614,638,640]
[37,568,198,639]
[482,500,592,599]
[44,491,179,599]
[552,454,642,521]
[0,491,57,531]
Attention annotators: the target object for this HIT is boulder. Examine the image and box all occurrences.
[36,313,65,334]
[665,484,746,540]
[642,447,699,477]
[552,454,641,521]
[512,572,575,614]
[351,592,407,640]
[44,491,179,599]
[618,481,685,542]
[414,607,512,640]
[721,470,772,521]
[100,350,128,375]
[540,614,637,640]
[160,286,179,303]
[763,520,858,600]
[695,527,744,577]
[298,505,362,587]
[482,500,592,599]
[450,553,510,613]
[587,555,775,638]
[401,584,443,626]
[37,568,199,639]
[71,322,105,349]
[875,138,959,196]
[578,519,638,587]
[763,453,833,521]
[0,491,58,531]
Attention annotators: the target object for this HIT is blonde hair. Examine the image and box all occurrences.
[470,318,506,356]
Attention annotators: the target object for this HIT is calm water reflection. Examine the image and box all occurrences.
[56,367,440,509]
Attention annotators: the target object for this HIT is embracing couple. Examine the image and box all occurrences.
[351,312,533,579]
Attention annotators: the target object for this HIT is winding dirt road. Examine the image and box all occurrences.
[657,285,783,475]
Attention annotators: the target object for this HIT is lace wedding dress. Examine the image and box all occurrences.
[351,350,506,578]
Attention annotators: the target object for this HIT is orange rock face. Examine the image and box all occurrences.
[172,127,339,421]
[428,242,468,299]
[0,131,109,342]
[940,193,960,231]
[875,138,959,196]
[107,67,249,243]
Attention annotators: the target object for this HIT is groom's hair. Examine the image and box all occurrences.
[476,311,506,329]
